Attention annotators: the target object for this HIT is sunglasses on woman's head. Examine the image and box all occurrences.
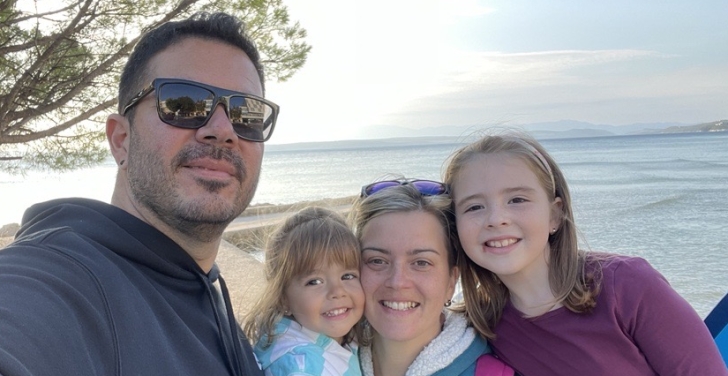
[360,179,449,198]
[121,78,280,142]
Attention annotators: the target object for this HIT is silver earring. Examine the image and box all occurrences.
[444,299,452,307]
[550,227,557,234]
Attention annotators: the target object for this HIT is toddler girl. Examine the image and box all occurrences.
[244,206,364,376]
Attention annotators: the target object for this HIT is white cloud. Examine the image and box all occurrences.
[358,49,669,126]
[444,49,666,88]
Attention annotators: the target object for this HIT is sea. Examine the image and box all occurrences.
[1,132,727,318]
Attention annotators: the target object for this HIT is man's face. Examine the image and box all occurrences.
[125,37,264,240]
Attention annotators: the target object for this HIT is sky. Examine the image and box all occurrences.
[265,0,728,144]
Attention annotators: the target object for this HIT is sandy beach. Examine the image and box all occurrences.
[0,196,357,320]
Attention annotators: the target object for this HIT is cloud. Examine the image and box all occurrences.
[379,49,728,127]
[442,49,668,89]
[268,44,680,142]
[361,49,666,124]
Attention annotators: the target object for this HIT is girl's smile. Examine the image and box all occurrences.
[483,236,521,255]
[284,261,365,343]
[453,152,561,282]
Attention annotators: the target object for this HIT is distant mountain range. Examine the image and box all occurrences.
[660,120,728,134]
[352,119,728,140]
[268,119,727,152]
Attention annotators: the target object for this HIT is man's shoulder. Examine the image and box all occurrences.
[0,225,121,375]
[0,224,125,300]
[3,224,101,262]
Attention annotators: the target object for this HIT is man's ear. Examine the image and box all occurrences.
[107,114,130,168]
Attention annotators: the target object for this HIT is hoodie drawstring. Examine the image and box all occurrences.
[218,275,246,375]
[202,269,243,376]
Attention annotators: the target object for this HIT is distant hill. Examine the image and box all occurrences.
[660,120,728,133]
[268,119,726,152]
[351,120,688,140]
[267,136,465,152]
[529,128,615,139]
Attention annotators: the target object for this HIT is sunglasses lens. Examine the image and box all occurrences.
[361,180,448,197]
[362,181,401,197]
[228,96,275,142]
[157,83,214,129]
[411,180,448,196]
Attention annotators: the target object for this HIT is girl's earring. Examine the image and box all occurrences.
[444,299,452,307]
[549,227,557,234]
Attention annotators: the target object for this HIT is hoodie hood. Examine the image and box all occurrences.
[17,197,203,278]
[12,197,258,376]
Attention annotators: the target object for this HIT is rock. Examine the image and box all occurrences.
[0,223,20,237]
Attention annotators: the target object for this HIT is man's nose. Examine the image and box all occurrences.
[195,104,236,146]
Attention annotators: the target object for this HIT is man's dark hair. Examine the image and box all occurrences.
[118,12,265,118]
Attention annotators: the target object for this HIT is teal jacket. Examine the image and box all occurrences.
[255,317,361,376]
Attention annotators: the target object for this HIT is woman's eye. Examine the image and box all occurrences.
[366,258,386,265]
[413,260,432,268]
[509,197,528,204]
[364,257,388,271]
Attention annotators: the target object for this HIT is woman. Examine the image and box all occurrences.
[350,179,509,376]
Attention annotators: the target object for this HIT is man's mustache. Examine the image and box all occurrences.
[173,145,245,182]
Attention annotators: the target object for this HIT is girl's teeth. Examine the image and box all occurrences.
[486,238,517,248]
[324,308,347,317]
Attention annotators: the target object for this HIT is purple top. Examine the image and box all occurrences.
[492,256,727,376]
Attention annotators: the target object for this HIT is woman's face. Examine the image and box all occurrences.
[360,210,458,348]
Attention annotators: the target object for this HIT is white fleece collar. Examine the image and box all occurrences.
[360,311,476,376]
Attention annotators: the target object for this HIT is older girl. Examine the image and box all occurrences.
[444,133,727,375]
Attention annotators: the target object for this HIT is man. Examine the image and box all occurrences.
[0,12,277,375]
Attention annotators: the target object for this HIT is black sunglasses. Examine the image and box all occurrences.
[360,179,449,198]
[122,78,280,142]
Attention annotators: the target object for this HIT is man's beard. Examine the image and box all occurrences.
[127,133,258,242]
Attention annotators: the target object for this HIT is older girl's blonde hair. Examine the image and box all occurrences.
[243,206,360,347]
[444,132,599,340]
